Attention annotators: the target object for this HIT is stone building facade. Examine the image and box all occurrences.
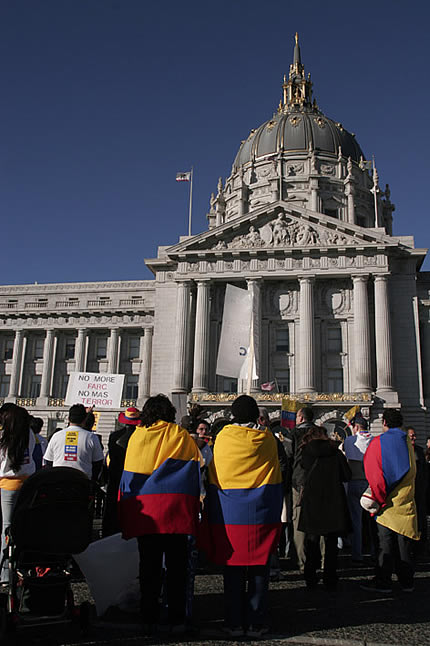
[2,35,430,441]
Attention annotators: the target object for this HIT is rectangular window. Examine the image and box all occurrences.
[65,338,75,360]
[61,374,69,398]
[275,328,289,353]
[4,338,14,360]
[128,337,140,360]
[223,378,237,393]
[30,375,41,398]
[0,376,10,397]
[96,337,107,359]
[327,327,342,353]
[274,369,290,393]
[125,375,138,399]
[34,338,44,359]
[327,368,343,393]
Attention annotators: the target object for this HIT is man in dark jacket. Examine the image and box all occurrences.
[290,407,315,571]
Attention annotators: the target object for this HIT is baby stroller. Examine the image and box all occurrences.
[0,466,94,635]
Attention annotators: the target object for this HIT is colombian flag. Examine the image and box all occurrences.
[281,398,301,430]
[364,427,419,540]
[118,421,201,539]
[205,424,283,566]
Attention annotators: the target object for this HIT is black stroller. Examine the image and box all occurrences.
[0,466,94,634]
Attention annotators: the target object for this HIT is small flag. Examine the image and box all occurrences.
[343,405,360,429]
[261,381,276,392]
[176,172,191,182]
[281,398,301,430]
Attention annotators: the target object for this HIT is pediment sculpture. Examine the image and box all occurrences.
[211,213,355,250]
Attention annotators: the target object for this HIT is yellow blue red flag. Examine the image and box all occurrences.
[204,424,283,566]
[118,421,201,539]
[281,398,301,430]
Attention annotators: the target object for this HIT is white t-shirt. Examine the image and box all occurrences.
[44,425,104,479]
[0,431,36,478]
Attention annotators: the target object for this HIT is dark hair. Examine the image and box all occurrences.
[382,409,403,429]
[0,404,31,472]
[69,404,87,425]
[299,407,314,422]
[300,424,328,448]
[29,417,43,434]
[82,412,95,431]
[140,394,176,427]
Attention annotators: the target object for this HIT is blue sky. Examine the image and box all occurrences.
[1,0,429,283]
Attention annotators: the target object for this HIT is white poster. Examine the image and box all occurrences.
[65,372,125,409]
[216,284,252,378]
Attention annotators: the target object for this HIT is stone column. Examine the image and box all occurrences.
[310,178,319,212]
[75,328,88,372]
[353,276,372,392]
[247,278,262,392]
[172,282,191,393]
[108,328,119,373]
[298,276,316,392]
[374,275,395,395]
[138,328,153,406]
[8,330,24,399]
[192,280,211,393]
[39,329,55,399]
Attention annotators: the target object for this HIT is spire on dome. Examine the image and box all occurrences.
[293,32,301,65]
[278,33,316,113]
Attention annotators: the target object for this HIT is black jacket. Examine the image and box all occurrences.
[298,439,352,536]
[290,421,314,489]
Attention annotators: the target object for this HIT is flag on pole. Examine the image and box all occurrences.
[281,398,301,430]
[261,381,276,392]
[343,405,360,430]
[176,172,191,182]
[216,285,252,379]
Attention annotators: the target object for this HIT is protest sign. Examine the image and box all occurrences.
[216,284,253,378]
[65,372,125,409]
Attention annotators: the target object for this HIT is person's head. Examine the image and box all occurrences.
[196,420,210,438]
[352,415,368,434]
[296,407,314,425]
[407,427,416,446]
[68,404,87,426]
[82,412,96,431]
[258,407,270,428]
[0,404,31,472]
[300,424,328,447]
[427,436,430,450]
[382,409,403,432]
[0,402,18,427]
[140,394,176,428]
[231,395,259,424]
[29,417,43,435]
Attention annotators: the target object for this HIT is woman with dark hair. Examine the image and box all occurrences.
[118,394,201,634]
[0,404,35,583]
[298,425,351,590]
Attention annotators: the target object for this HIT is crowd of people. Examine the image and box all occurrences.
[0,396,427,637]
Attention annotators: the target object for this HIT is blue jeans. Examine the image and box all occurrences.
[346,479,368,560]
[1,488,19,583]
[223,563,270,629]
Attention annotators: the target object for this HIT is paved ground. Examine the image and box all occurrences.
[3,552,430,646]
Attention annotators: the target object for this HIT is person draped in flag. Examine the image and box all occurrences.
[118,395,201,634]
[361,409,419,593]
[204,395,282,638]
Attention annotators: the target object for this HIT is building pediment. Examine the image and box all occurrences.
[166,202,409,259]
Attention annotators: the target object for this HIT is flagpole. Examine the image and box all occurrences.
[188,167,193,236]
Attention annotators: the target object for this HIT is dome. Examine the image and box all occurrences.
[233,108,364,170]
[233,34,364,171]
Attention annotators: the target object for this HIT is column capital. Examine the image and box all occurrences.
[374,273,390,282]
[144,326,154,336]
[298,274,316,284]
[352,274,370,283]
[195,279,211,287]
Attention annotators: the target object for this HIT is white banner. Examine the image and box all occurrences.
[65,372,125,409]
[216,284,252,378]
